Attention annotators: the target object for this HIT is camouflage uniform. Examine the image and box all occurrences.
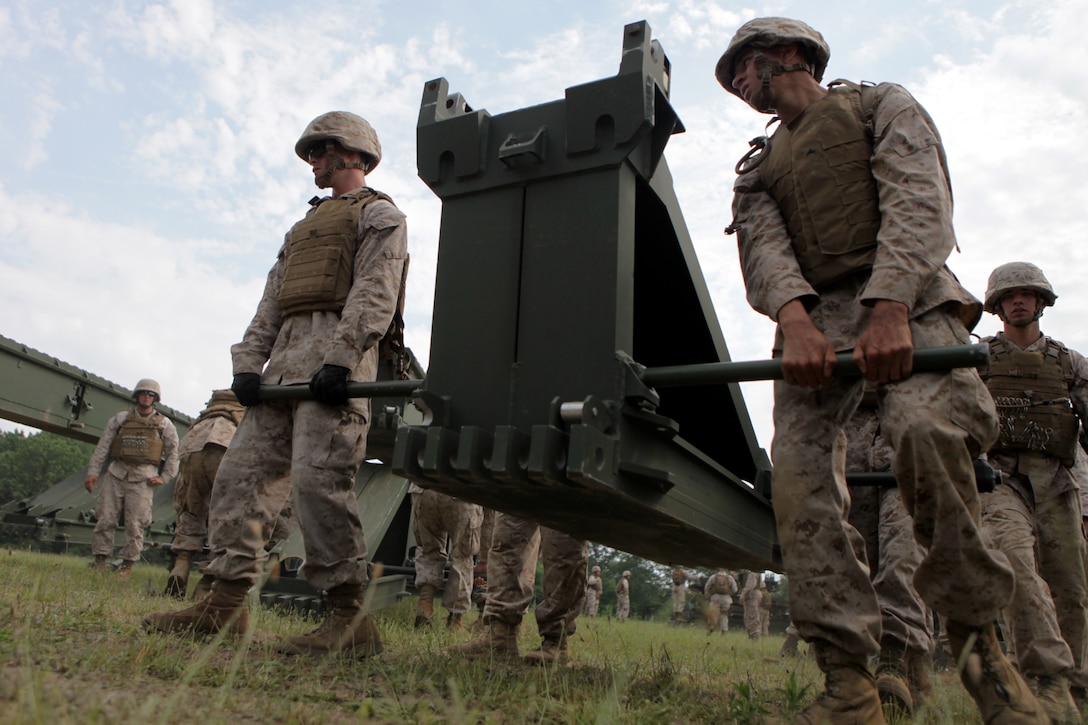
[584,569,603,617]
[671,567,691,619]
[205,187,408,592]
[171,393,242,555]
[409,483,483,615]
[88,408,179,562]
[481,512,588,643]
[704,570,737,632]
[844,407,932,656]
[739,570,763,639]
[615,574,631,620]
[759,580,772,635]
[981,332,1088,689]
[730,81,1009,658]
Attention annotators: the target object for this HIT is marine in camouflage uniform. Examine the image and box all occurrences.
[844,398,934,715]
[670,566,692,622]
[738,570,763,640]
[145,112,407,657]
[978,262,1088,723]
[719,17,1044,724]
[410,483,483,629]
[615,570,631,620]
[584,565,603,617]
[85,379,179,577]
[704,568,737,633]
[455,511,588,664]
[759,577,773,636]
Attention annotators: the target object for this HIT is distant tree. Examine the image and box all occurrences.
[585,543,675,620]
[0,430,93,506]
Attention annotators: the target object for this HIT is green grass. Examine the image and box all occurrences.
[0,548,980,723]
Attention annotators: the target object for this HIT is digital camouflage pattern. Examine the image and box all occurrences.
[410,485,483,615]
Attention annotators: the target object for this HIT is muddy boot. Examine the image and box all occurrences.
[905,648,935,711]
[454,618,520,659]
[164,550,193,599]
[875,635,914,717]
[781,630,801,657]
[523,634,567,666]
[796,640,885,725]
[191,573,215,600]
[946,621,1048,724]
[278,583,383,657]
[446,612,463,631]
[1035,674,1081,725]
[117,560,134,580]
[143,578,250,636]
[89,554,108,570]
[414,583,436,629]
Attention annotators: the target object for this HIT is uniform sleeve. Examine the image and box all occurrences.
[87,411,124,475]
[1068,348,1088,427]
[323,201,408,370]
[861,83,956,309]
[159,419,181,480]
[231,243,287,376]
[730,168,818,321]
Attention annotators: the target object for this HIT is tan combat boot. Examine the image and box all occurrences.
[414,583,436,628]
[446,612,463,631]
[946,621,1048,724]
[905,648,935,711]
[117,560,134,580]
[192,573,215,601]
[796,640,885,725]
[523,634,568,666]
[89,554,108,570]
[278,583,383,657]
[875,636,914,717]
[165,550,193,599]
[143,578,250,635]
[454,618,520,659]
[780,630,801,657]
[1035,674,1081,725]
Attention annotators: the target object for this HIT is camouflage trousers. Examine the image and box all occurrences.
[672,583,687,614]
[170,445,226,554]
[743,596,762,638]
[771,309,1008,656]
[206,400,369,591]
[708,594,732,631]
[484,512,588,641]
[615,593,630,619]
[410,488,483,614]
[983,479,1088,686]
[760,606,771,636]
[584,588,600,617]
[92,470,154,562]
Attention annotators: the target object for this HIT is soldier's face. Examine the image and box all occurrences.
[135,390,157,413]
[999,288,1041,326]
[731,48,760,106]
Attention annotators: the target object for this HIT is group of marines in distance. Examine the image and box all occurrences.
[78,15,1088,725]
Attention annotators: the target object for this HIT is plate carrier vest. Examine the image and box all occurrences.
[109,409,166,465]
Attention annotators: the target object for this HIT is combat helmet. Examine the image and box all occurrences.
[715,17,830,98]
[983,261,1057,315]
[133,378,162,401]
[592,565,601,573]
[295,111,382,173]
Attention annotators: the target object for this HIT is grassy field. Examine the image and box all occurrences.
[0,549,981,724]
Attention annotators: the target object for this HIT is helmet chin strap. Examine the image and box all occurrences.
[749,49,817,113]
[314,146,367,189]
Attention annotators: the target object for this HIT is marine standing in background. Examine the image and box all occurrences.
[85,378,179,579]
[584,565,604,617]
[615,570,632,620]
[759,576,773,636]
[670,566,693,623]
[718,17,1044,723]
[978,261,1088,723]
[144,111,408,659]
[704,568,737,633]
[164,389,244,598]
[738,569,763,640]
[410,483,483,630]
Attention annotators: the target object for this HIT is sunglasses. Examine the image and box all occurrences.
[305,140,334,160]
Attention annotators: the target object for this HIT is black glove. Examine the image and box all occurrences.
[231,373,262,407]
[309,364,350,406]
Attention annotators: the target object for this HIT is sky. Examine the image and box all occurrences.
[2,0,1087,464]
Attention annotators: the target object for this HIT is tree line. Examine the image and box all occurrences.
[0,430,93,506]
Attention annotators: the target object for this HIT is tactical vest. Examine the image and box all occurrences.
[707,575,730,596]
[194,390,245,427]
[758,82,881,290]
[276,188,393,315]
[984,336,1079,462]
[109,409,166,465]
